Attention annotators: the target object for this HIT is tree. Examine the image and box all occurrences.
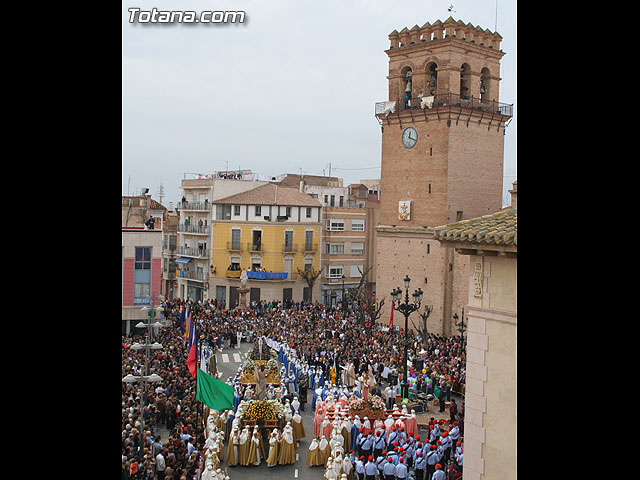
[346,266,386,330]
[411,303,433,349]
[297,267,321,303]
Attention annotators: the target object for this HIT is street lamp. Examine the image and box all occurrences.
[122,372,163,438]
[453,308,467,340]
[125,292,166,436]
[390,275,423,400]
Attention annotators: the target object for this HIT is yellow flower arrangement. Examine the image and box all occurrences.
[244,400,276,421]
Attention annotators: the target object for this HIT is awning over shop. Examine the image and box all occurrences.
[175,257,192,264]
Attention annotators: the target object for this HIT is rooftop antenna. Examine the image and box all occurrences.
[494,0,498,32]
[157,182,165,205]
[127,175,131,196]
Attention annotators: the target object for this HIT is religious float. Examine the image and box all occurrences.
[236,399,285,430]
[239,341,281,387]
[347,393,387,421]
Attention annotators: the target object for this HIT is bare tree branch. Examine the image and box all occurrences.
[296,267,321,302]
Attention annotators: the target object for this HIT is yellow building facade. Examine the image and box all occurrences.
[208,183,323,306]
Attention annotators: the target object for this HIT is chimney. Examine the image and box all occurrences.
[509,181,517,208]
[299,179,304,192]
[169,201,173,211]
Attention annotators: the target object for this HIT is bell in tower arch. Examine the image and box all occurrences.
[403,70,413,108]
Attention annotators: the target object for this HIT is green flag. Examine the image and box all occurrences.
[196,369,234,411]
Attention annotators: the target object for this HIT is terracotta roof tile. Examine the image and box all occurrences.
[433,208,517,246]
[215,183,322,207]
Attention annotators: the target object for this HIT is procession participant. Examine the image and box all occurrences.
[354,456,365,480]
[398,425,407,444]
[314,398,325,437]
[454,441,462,458]
[387,445,399,466]
[414,451,426,480]
[351,419,361,452]
[449,422,460,447]
[454,446,463,473]
[278,423,296,465]
[247,427,265,466]
[384,415,395,440]
[404,435,415,468]
[322,415,333,440]
[376,452,387,478]
[306,437,322,467]
[425,444,439,480]
[395,457,408,480]
[355,428,364,457]
[374,429,386,459]
[431,463,445,480]
[341,451,354,480]
[435,440,445,468]
[318,435,330,465]
[440,431,451,464]
[341,414,352,451]
[360,431,373,462]
[227,425,238,467]
[364,455,377,480]
[292,395,300,413]
[292,409,306,443]
[325,458,338,480]
[333,451,344,478]
[383,456,396,480]
[237,426,250,466]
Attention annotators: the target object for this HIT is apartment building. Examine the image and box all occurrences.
[121,195,166,333]
[207,182,322,306]
[175,172,269,301]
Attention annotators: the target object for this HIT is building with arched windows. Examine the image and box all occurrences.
[374,16,513,336]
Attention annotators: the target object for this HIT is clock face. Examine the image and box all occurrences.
[402,127,417,148]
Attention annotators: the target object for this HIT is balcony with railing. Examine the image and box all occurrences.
[303,243,319,253]
[178,224,210,235]
[247,243,263,253]
[226,269,241,278]
[282,244,298,253]
[227,242,243,252]
[175,246,210,258]
[376,92,513,118]
[177,269,208,282]
[177,200,211,212]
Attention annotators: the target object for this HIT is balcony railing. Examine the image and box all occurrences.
[376,92,513,117]
[176,246,210,258]
[303,243,319,252]
[282,244,298,253]
[177,201,211,211]
[247,243,263,252]
[178,224,210,234]
[227,242,243,251]
[226,269,241,278]
[178,270,208,282]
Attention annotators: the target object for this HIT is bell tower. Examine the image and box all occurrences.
[375,17,513,335]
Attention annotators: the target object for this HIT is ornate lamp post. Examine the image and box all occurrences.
[390,275,423,400]
[123,293,166,437]
[453,308,467,340]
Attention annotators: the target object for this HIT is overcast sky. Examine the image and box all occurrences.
[123,0,516,207]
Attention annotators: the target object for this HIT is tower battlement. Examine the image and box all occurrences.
[388,17,502,52]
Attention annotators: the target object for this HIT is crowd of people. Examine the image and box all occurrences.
[122,298,467,479]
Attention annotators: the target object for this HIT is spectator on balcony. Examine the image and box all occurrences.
[144,216,155,230]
